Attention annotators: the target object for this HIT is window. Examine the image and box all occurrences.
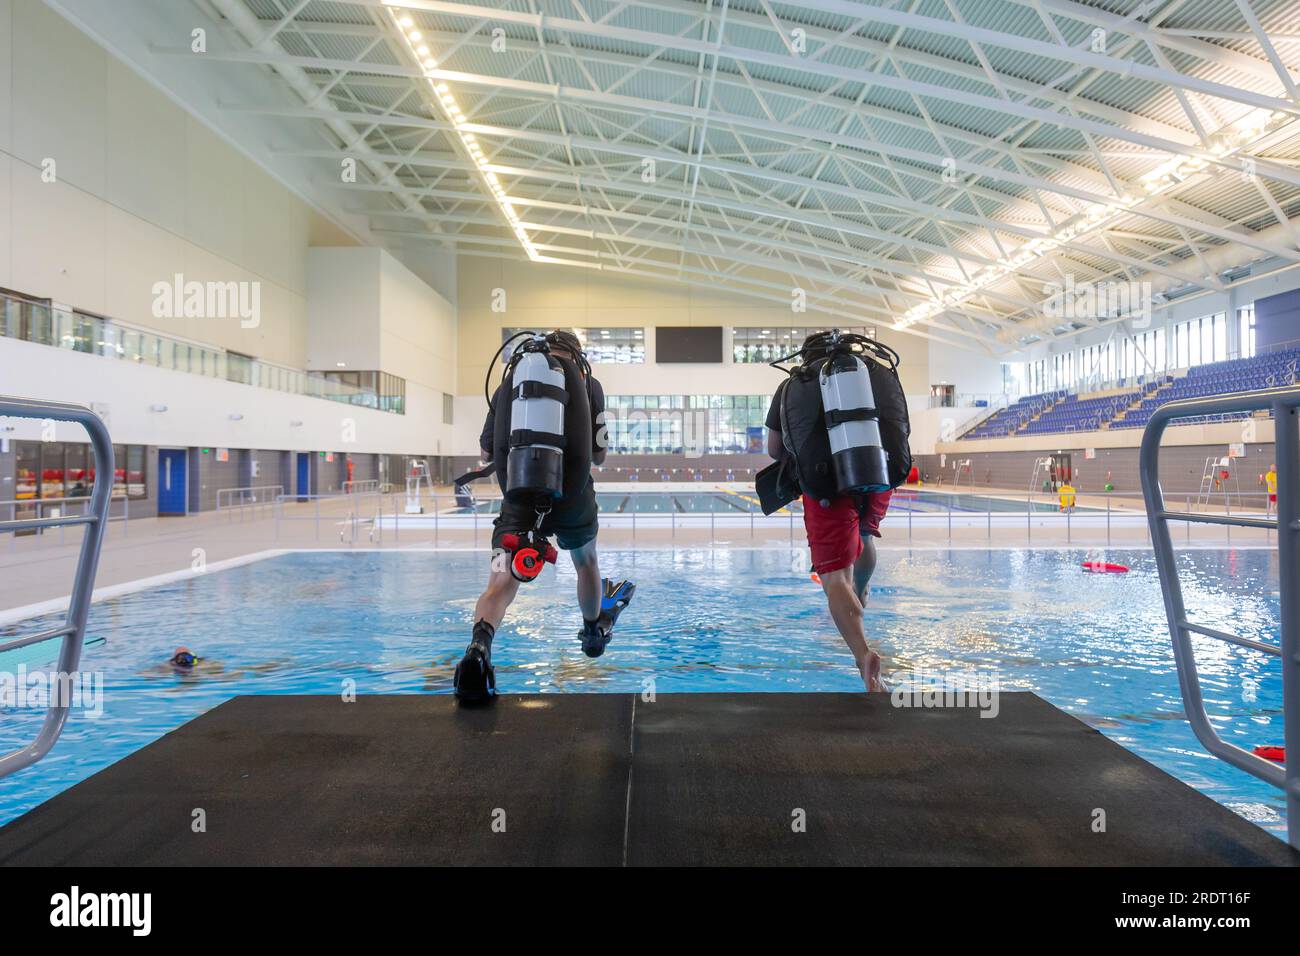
[12,441,147,501]
[601,395,769,454]
[309,370,406,414]
[227,351,254,385]
[443,393,454,425]
[1239,306,1256,358]
[1172,313,1228,369]
[500,327,645,364]
[731,327,877,364]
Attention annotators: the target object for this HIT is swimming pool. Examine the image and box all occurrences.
[0,547,1284,836]
[452,489,1088,515]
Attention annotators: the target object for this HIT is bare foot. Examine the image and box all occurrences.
[857,650,886,693]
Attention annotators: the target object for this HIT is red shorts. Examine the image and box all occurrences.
[1270,493,1277,503]
[802,491,892,574]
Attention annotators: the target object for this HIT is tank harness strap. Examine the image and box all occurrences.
[824,407,879,427]
[509,428,568,449]
[453,461,496,486]
[511,381,570,404]
[532,504,551,530]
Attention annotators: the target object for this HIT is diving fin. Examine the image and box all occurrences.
[453,620,497,702]
[579,578,635,658]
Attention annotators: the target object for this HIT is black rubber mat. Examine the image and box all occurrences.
[0,693,1293,866]
[0,695,632,866]
[626,693,1295,866]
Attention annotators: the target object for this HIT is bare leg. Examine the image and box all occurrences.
[473,567,522,631]
[569,539,602,622]
[819,566,884,692]
[852,534,878,606]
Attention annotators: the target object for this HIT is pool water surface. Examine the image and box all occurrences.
[0,547,1285,835]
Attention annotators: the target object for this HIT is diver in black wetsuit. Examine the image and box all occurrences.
[451,331,634,702]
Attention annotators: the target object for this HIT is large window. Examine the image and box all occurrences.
[11,441,147,500]
[732,327,877,364]
[311,370,406,414]
[1173,313,1228,369]
[1239,306,1256,359]
[500,327,645,364]
[603,394,769,454]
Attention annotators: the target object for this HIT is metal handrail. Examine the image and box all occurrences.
[0,395,114,779]
[216,485,284,510]
[1140,384,1298,850]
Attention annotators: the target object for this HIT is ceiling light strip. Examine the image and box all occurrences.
[895,108,1296,330]
[385,4,539,260]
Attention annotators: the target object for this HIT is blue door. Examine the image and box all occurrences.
[296,452,310,502]
[158,449,187,515]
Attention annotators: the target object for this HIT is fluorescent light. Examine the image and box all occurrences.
[387,6,539,260]
[895,107,1296,331]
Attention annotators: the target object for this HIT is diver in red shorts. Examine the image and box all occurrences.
[755,330,912,692]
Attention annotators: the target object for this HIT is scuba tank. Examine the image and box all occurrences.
[505,343,567,499]
[819,348,890,494]
[453,330,594,504]
[755,329,911,514]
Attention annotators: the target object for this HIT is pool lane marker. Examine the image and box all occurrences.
[720,487,791,516]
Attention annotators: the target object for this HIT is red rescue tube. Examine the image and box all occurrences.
[1082,561,1129,573]
[1253,745,1285,762]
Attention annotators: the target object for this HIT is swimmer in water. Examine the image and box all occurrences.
[170,646,199,670]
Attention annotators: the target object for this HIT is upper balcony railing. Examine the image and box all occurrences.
[0,291,404,413]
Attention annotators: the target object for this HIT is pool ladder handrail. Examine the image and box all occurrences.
[0,396,114,779]
[1139,384,1299,851]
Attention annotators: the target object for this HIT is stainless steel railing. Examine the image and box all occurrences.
[1140,385,1299,850]
[0,396,114,779]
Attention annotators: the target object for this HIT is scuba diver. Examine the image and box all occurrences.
[755,330,912,693]
[452,330,635,702]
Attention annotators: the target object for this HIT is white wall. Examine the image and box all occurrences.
[306,248,383,372]
[0,2,461,458]
[306,247,458,454]
[0,334,440,454]
[927,340,1005,398]
[0,0,314,369]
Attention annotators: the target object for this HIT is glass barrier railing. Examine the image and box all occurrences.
[0,293,402,412]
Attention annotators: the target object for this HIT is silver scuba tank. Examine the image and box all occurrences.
[819,350,890,494]
[506,343,566,498]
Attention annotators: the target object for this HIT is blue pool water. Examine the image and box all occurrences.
[455,490,1084,514]
[0,547,1285,835]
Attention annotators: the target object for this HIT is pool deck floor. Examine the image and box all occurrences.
[0,692,1294,866]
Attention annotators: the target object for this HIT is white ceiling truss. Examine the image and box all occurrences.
[174,0,1300,353]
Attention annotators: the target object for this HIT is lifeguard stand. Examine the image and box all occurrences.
[1194,456,1242,511]
[952,458,974,490]
[1028,456,1055,500]
[405,459,431,514]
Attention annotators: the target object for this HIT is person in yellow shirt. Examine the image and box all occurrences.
[1265,464,1277,517]
[1058,481,1077,513]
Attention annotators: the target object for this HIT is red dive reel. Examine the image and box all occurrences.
[499,531,558,582]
